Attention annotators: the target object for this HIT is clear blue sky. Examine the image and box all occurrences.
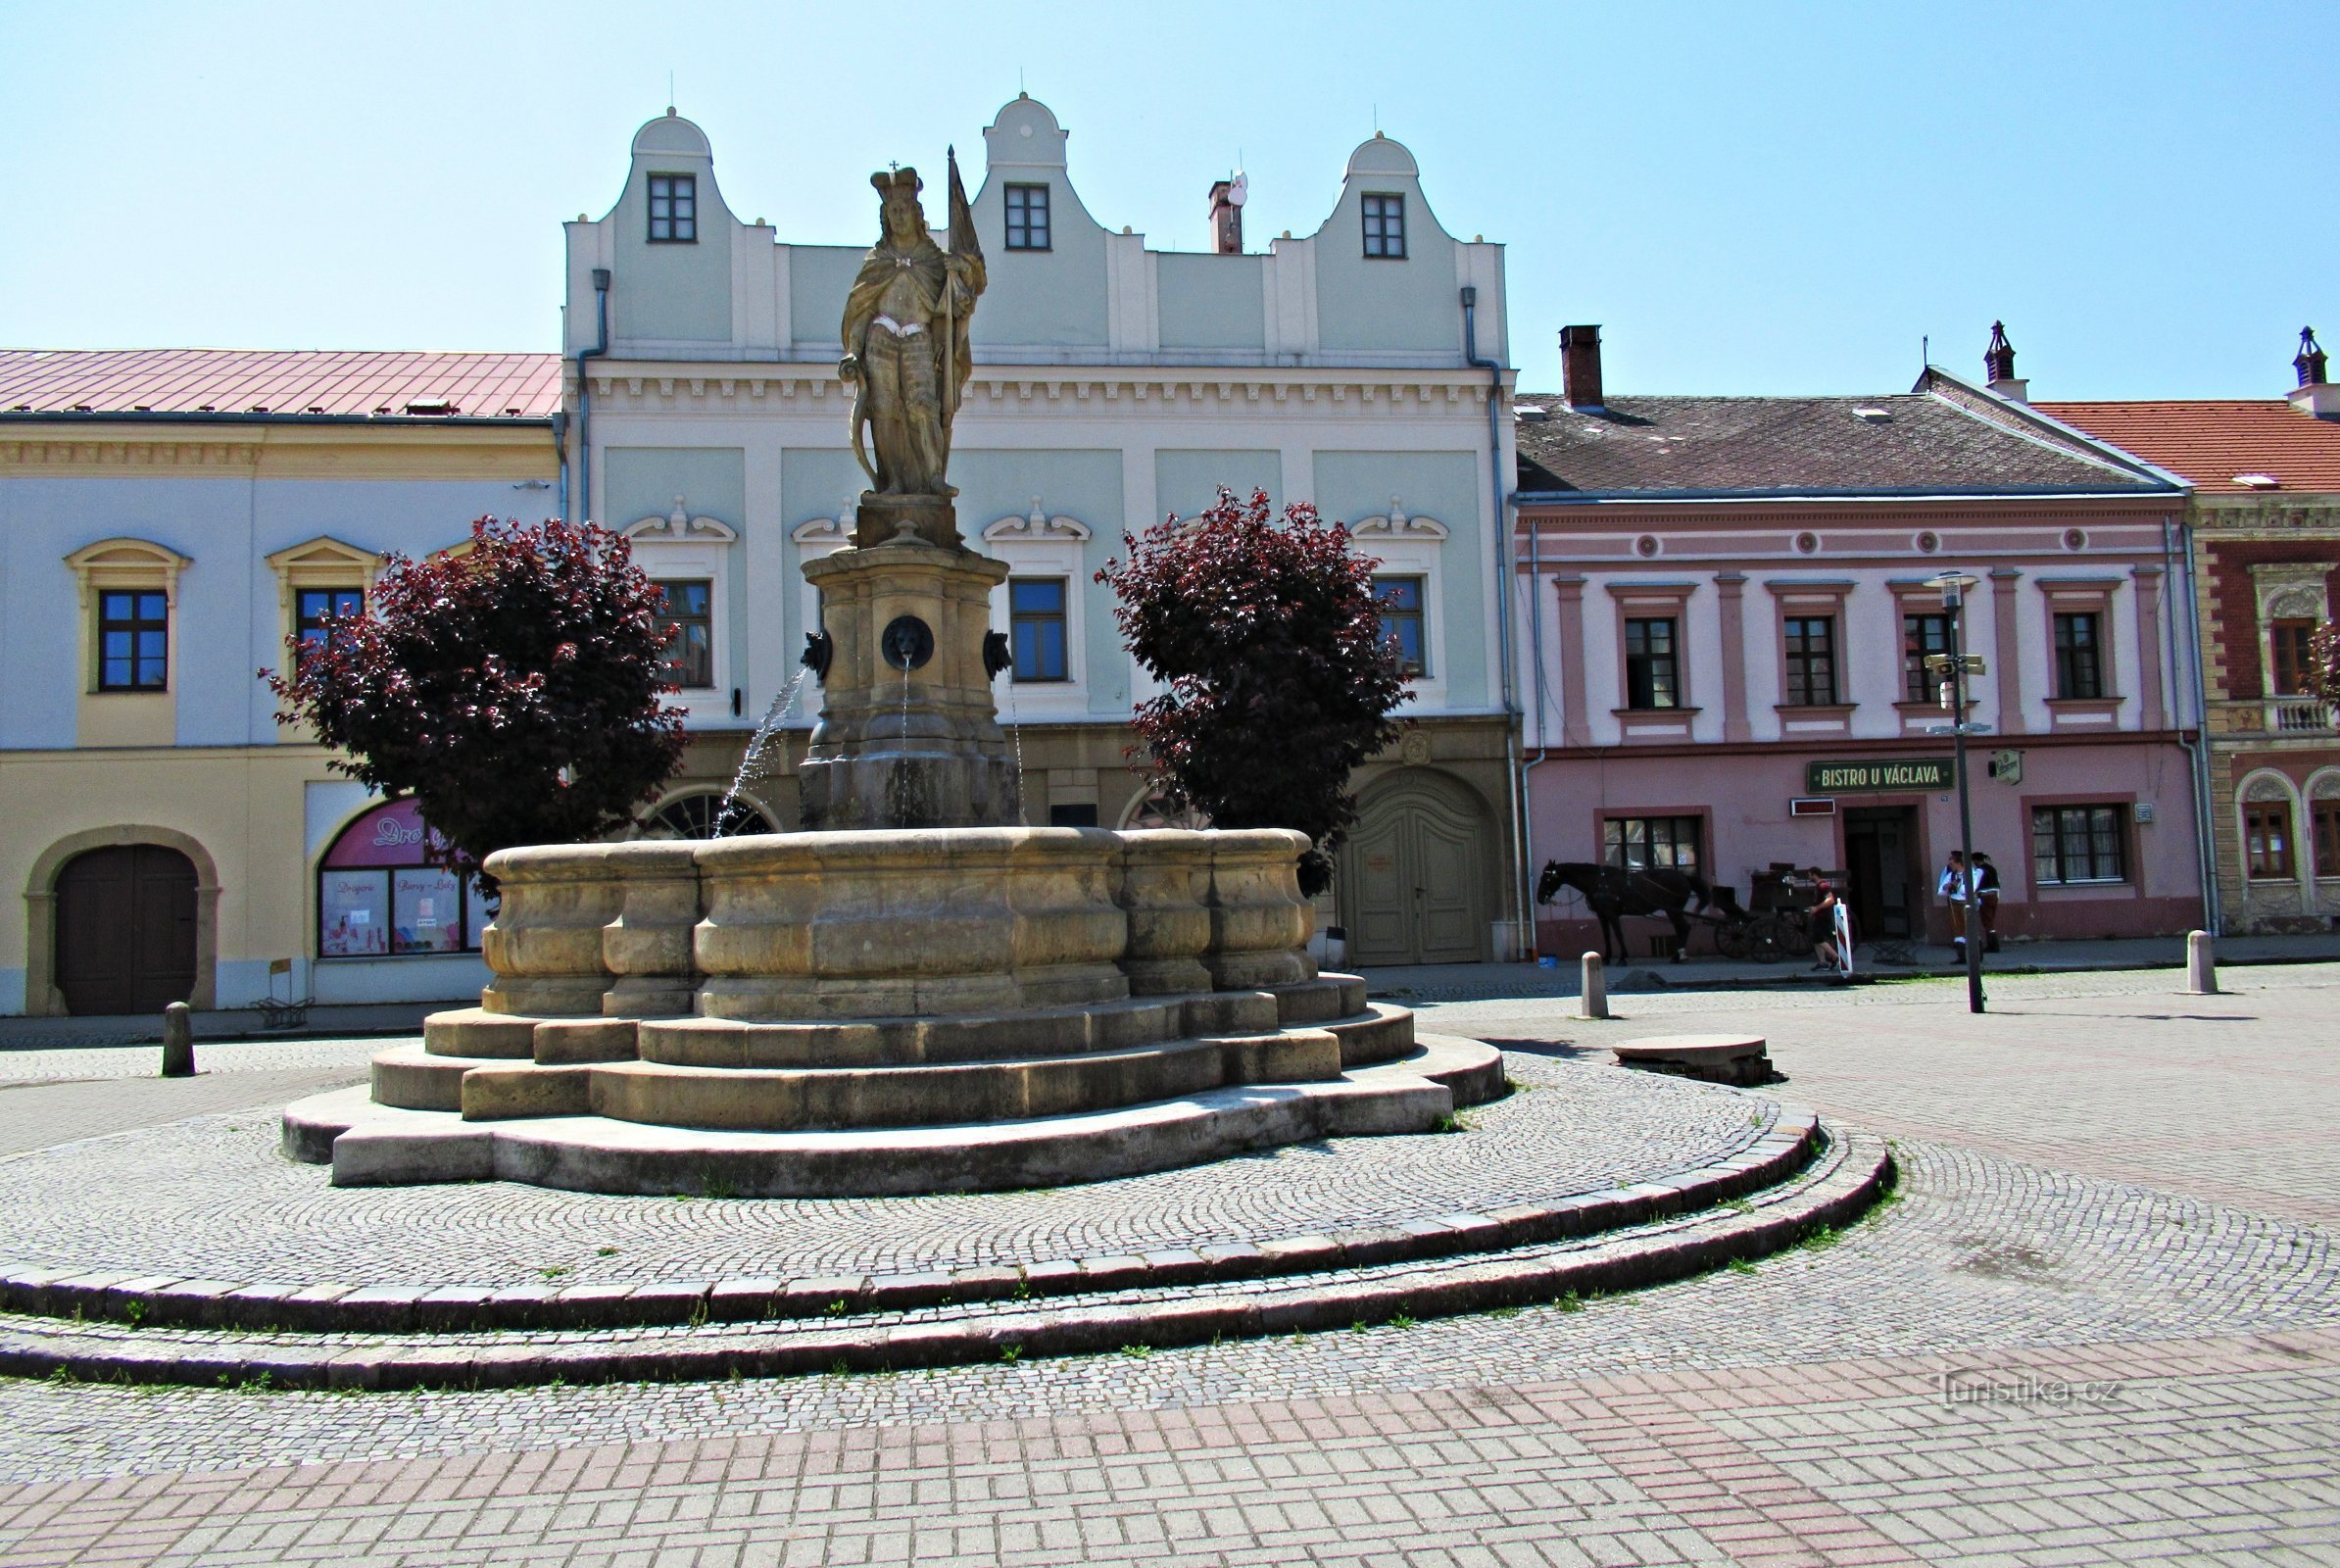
[4,0,2332,398]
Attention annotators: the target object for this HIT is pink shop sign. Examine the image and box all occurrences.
[322,799,455,868]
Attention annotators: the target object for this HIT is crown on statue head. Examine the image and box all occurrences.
[871,168,923,196]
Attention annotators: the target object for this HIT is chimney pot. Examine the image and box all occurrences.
[1560,324,1605,412]
[1982,320,2027,402]
[2289,327,2339,418]
[1208,179,1243,256]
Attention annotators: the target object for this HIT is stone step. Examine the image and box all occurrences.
[371,1044,498,1112]
[583,1030,1345,1133]
[1408,1033,1510,1106]
[638,995,1194,1070]
[1266,973,1369,1025]
[1326,1004,1417,1066]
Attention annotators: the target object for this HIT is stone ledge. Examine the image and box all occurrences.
[0,1101,1820,1337]
[0,1128,1887,1391]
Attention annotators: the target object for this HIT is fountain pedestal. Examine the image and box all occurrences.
[797,511,1019,831]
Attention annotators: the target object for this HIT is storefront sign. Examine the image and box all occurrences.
[1804,758,1954,794]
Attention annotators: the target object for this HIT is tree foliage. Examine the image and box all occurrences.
[263,515,687,887]
[1097,488,1410,895]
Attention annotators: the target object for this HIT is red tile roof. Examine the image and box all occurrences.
[2034,399,2340,495]
[0,349,562,419]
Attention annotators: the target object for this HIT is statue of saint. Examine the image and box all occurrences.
[840,155,985,500]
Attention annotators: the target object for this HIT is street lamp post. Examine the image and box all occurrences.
[1928,570,1986,1014]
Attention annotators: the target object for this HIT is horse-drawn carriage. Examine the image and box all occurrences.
[1536,860,1836,964]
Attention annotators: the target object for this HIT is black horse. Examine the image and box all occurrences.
[1536,861,1715,963]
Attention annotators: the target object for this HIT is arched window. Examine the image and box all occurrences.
[637,792,777,840]
[317,801,488,958]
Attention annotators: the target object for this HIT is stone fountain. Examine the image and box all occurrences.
[281,153,1499,1197]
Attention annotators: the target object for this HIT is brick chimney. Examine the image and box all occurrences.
[1208,179,1243,256]
[2290,327,2338,418]
[1560,325,1605,412]
[1982,321,2027,402]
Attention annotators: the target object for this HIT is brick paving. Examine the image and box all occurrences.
[0,962,2335,1563]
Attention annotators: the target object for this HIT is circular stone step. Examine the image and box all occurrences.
[1613,1032,1773,1087]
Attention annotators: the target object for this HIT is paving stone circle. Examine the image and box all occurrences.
[0,1052,1774,1290]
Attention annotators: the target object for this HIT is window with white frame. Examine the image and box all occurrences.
[623,500,736,716]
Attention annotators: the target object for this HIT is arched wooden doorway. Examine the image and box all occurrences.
[54,845,199,1015]
[1338,771,1493,965]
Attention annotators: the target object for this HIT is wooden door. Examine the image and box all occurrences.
[1341,777,1490,966]
[54,845,198,1015]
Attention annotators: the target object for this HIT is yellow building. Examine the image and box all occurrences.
[0,350,561,1015]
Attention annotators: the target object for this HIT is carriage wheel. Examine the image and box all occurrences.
[1714,921,1755,961]
[1746,914,1794,963]
[1780,917,1817,958]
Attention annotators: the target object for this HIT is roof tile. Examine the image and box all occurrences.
[2034,400,2340,495]
[0,349,561,419]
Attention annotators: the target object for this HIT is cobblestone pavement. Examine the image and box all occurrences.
[2,963,2336,1563]
[0,1054,1771,1289]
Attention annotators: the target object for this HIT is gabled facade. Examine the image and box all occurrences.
[1512,328,2203,956]
[2041,330,2340,934]
[561,100,1526,964]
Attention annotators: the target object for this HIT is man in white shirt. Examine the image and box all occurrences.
[1938,851,1974,954]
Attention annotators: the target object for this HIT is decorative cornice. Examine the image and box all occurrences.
[624,495,738,543]
[3,438,259,472]
[983,499,1093,544]
[1351,498,1448,540]
[584,364,1495,416]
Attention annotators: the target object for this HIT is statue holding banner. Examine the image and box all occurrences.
[839,153,986,539]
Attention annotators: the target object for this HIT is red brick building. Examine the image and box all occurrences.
[2041,331,2340,933]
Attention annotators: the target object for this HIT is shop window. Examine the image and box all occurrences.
[1624,616,1679,710]
[2315,799,2340,878]
[1375,576,1427,677]
[1604,815,1702,875]
[2245,804,2296,880]
[2031,804,2127,885]
[1362,193,1406,259]
[2053,612,2105,699]
[653,580,714,689]
[1903,612,1951,704]
[1004,183,1050,251]
[1782,615,1837,707]
[2269,618,2316,696]
[317,800,485,958]
[97,590,170,691]
[1009,577,1069,682]
[295,586,365,665]
[648,174,696,242]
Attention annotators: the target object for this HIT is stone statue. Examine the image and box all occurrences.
[840,154,985,509]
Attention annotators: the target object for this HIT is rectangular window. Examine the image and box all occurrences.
[295,586,365,663]
[1375,576,1427,677]
[654,580,714,689]
[2245,805,2296,880]
[1782,615,1837,707]
[1009,577,1069,682]
[2054,612,2105,699]
[393,866,466,955]
[1623,616,1680,709]
[1903,612,1952,704]
[97,589,169,691]
[2270,618,2316,696]
[1362,193,1406,259]
[2315,801,2340,879]
[1603,815,1703,875]
[319,868,390,957]
[2031,804,2128,885]
[648,174,696,242]
[1004,183,1050,251]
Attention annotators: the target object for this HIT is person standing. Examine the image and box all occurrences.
[1938,850,1974,954]
[1973,853,2002,954]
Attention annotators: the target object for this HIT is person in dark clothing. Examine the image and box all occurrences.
[1973,853,2002,954]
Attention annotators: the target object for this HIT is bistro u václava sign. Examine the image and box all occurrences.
[1804,759,1956,794]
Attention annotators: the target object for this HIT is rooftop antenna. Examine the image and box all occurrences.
[1922,333,1929,372]
[667,71,674,116]
[1019,66,1026,94]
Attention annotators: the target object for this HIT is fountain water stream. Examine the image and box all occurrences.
[713,666,812,834]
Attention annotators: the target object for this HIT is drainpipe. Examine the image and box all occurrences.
[2167,513,2220,934]
[1462,285,1533,958]
[574,268,611,522]
[551,412,571,522]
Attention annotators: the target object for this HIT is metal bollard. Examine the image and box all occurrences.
[2183,929,2218,996]
[160,1001,195,1077]
[1580,951,1609,1020]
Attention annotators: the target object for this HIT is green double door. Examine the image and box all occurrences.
[1341,778,1487,966]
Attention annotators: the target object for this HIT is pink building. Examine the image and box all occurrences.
[1513,328,2205,956]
